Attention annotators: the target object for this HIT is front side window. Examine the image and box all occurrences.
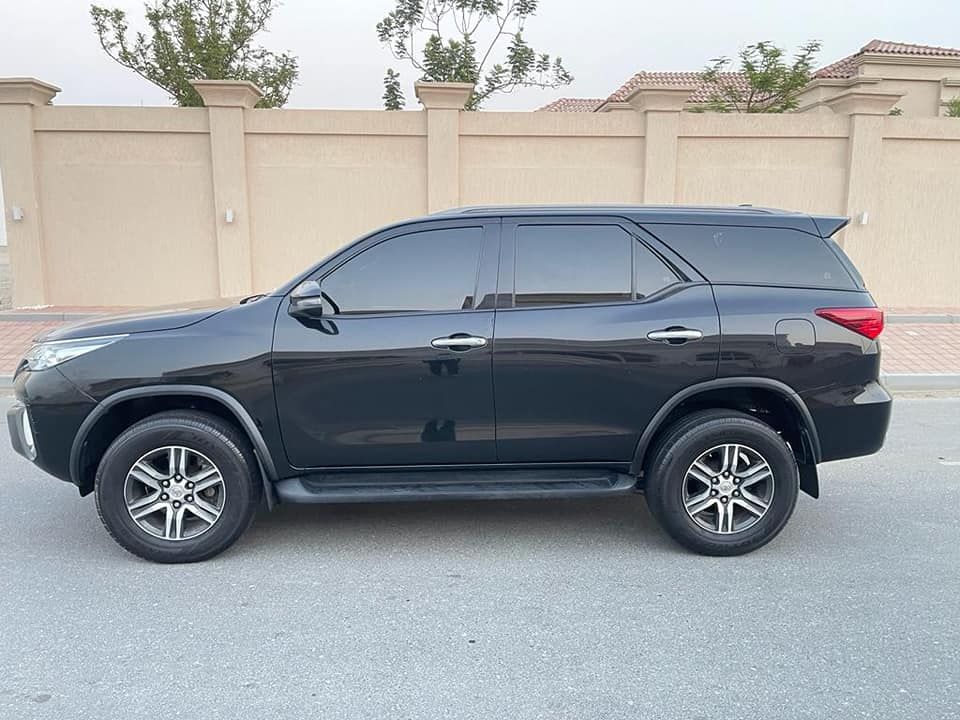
[322,227,483,314]
[513,224,679,307]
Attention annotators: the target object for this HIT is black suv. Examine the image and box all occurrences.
[8,206,891,562]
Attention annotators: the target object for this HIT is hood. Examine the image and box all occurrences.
[38,297,242,342]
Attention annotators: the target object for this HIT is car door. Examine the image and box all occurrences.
[492,216,720,464]
[272,219,500,469]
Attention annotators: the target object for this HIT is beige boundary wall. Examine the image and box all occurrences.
[1,78,958,309]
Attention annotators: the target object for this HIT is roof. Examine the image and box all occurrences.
[536,98,604,112]
[606,71,749,104]
[537,72,748,112]
[815,38,960,79]
[538,38,960,111]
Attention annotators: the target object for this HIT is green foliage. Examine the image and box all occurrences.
[700,40,821,113]
[383,68,405,110]
[946,97,960,118]
[889,107,904,116]
[90,0,298,108]
[376,0,572,110]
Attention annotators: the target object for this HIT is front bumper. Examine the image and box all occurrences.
[7,368,97,487]
[7,402,35,461]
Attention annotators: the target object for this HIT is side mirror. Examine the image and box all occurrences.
[289,280,324,316]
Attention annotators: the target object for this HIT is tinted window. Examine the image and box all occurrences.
[322,227,482,314]
[634,241,680,299]
[824,236,866,289]
[514,225,632,307]
[645,224,857,289]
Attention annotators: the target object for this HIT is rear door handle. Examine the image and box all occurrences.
[647,328,703,344]
[431,335,488,350]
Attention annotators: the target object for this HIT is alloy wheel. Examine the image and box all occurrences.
[682,443,775,534]
[123,446,226,541]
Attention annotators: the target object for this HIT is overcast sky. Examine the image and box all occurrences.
[2,0,958,110]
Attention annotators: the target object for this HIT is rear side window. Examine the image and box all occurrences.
[515,225,631,307]
[644,224,857,289]
[513,224,679,307]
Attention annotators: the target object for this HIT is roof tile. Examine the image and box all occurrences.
[815,38,960,79]
[536,97,605,112]
[606,70,749,104]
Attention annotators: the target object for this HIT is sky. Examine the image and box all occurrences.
[1,0,958,110]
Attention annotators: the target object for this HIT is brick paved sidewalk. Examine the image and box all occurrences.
[1,319,68,374]
[4,307,960,379]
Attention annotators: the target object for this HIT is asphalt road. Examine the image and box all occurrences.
[1,397,958,720]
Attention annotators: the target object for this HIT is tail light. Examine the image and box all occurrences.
[815,307,884,340]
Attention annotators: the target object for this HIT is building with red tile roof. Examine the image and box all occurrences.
[537,40,960,117]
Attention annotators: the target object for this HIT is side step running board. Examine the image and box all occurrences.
[273,469,637,505]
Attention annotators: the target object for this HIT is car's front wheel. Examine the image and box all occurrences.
[644,409,799,555]
[94,411,262,563]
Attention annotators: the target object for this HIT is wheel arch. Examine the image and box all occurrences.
[631,378,822,496]
[70,385,279,505]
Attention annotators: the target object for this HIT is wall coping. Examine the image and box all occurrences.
[414,81,475,110]
[190,80,263,108]
[825,89,903,115]
[858,53,960,71]
[0,77,61,105]
[625,85,695,112]
[596,101,634,113]
[803,75,883,91]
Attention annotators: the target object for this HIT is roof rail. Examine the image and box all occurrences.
[432,204,793,216]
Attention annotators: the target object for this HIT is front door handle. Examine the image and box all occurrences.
[431,335,488,351]
[647,328,703,344]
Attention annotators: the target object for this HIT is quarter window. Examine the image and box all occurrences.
[321,227,483,314]
[634,241,681,299]
[644,224,857,289]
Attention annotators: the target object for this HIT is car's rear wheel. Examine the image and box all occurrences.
[94,411,262,563]
[644,409,799,555]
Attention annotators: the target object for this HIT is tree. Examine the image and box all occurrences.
[383,68,405,110]
[946,97,960,118]
[376,0,572,110]
[90,0,298,108]
[700,40,821,113]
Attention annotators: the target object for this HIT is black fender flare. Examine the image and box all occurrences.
[69,385,279,506]
[630,376,822,479]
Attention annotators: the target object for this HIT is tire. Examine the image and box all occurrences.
[644,409,799,556]
[94,410,262,563]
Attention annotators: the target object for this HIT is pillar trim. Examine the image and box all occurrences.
[627,85,695,204]
[0,78,60,305]
[415,82,474,213]
[0,78,60,106]
[191,80,262,296]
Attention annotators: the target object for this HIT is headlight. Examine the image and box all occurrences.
[24,334,127,371]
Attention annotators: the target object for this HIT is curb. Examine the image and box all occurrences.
[880,373,960,392]
[0,311,102,322]
[887,314,960,324]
